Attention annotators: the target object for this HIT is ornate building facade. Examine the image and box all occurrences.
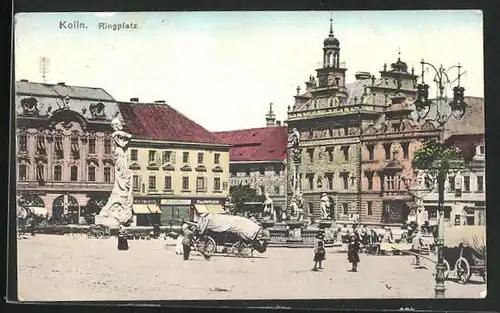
[215,104,288,212]
[15,80,119,223]
[286,20,443,226]
[118,99,231,225]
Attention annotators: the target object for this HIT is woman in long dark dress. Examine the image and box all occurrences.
[347,233,360,272]
[312,232,326,271]
[117,225,129,251]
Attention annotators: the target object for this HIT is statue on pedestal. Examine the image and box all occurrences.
[320,193,331,220]
[96,117,134,227]
[291,128,301,156]
[261,193,276,221]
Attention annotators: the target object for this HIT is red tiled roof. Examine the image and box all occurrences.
[445,133,484,160]
[214,126,288,162]
[118,102,226,145]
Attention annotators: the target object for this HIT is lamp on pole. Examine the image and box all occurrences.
[413,59,468,299]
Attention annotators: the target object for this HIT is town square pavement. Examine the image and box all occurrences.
[17,234,485,301]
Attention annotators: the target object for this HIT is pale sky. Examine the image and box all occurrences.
[14,11,484,131]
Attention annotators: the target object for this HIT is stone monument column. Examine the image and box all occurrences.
[95,117,134,227]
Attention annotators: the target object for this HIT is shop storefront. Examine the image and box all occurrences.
[133,197,227,226]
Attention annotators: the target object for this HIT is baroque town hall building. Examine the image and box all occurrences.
[286,20,441,227]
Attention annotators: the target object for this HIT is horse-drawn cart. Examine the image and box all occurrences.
[193,213,268,257]
[442,226,486,284]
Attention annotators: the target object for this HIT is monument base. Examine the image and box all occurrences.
[95,215,120,228]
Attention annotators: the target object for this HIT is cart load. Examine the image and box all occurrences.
[195,213,267,257]
[442,225,486,284]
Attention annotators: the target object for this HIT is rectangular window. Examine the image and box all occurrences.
[71,137,80,154]
[308,202,314,215]
[341,146,349,161]
[88,138,96,154]
[386,174,397,190]
[342,173,349,190]
[367,201,373,215]
[342,203,349,215]
[19,164,27,181]
[130,149,138,161]
[132,175,140,191]
[104,138,111,154]
[274,186,280,194]
[54,165,62,181]
[148,150,156,163]
[477,176,484,192]
[162,151,172,164]
[36,135,46,153]
[260,186,265,195]
[307,149,314,163]
[444,209,451,219]
[392,123,401,132]
[366,172,374,190]
[308,175,314,190]
[214,177,221,191]
[327,174,334,190]
[367,144,375,161]
[383,143,391,160]
[19,135,27,152]
[464,176,470,192]
[36,164,44,181]
[88,166,96,182]
[401,142,410,159]
[214,153,220,164]
[479,145,485,154]
[259,167,265,175]
[327,147,334,162]
[148,175,157,190]
[104,167,111,182]
[449,176,455,191]
[70,166,78,181]
[196,177,205,190]
[183,152,189,163]
[182,177,190,190]
[197,152,204,164]
[164,176,172,190]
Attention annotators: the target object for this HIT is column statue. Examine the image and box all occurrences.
[96,117,134,227]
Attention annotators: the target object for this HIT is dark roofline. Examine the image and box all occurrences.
[214,125,287,134]
[15,92,117,102]
[16,81,116,101]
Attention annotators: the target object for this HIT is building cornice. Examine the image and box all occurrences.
[130,138,231,150]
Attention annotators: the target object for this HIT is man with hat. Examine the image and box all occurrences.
[347,232,361,272]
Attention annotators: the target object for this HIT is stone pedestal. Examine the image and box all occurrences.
[95,215,119,228]
[286,220,305,242]
[318,220,335,242]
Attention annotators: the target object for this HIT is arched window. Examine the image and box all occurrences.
[88,166,96,182]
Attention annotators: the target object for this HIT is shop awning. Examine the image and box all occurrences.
[133,204,161,214]
[193,204,225,214]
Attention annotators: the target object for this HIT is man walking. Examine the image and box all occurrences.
[411,230,424,268]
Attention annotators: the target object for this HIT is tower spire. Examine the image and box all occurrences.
[329,13,333,36]
[398,46,401,61]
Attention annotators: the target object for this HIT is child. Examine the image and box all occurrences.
[347,233,360,272]
[312,231,326,271]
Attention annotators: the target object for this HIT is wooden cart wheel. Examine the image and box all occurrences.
[197,236,216,256]
[96,231,105,239]
[231,242,249,257]
[455,257,472,284]
[443,259,451,280]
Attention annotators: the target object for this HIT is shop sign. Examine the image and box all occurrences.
[193,199,224,205]
[133,199,160,204]
[160,199,191,205]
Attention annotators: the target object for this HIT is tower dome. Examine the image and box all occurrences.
[323,17,340,47]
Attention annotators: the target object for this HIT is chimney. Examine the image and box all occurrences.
[20,79,29,82]
[57,82,66,85]
[154,100,165,104]
[130,97,139,102]
[355,72,371,81]
[276,120,281,126]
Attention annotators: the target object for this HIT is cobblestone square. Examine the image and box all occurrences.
[17,235,485,301]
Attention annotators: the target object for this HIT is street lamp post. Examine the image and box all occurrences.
[414,59,468,299]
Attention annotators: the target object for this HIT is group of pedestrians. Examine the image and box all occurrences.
[312,230,361,272]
